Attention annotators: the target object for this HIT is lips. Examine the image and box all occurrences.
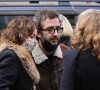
[50,38,58,43]
[51,38,58,42]
[51,36,58,40]
[50,36,59,44]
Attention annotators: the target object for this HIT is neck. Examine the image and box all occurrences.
[39,40,54,56]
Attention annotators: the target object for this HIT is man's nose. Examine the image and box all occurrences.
[53,30,59,36]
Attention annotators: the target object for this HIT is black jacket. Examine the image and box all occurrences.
[0,49,33,90]
[59,37,71,47]
[60,49,100,90]
[0,41,40,90]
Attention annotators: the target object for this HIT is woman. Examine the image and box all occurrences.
[0,16,40,90]
[22,26,38,53]
[60,9,100,90]
[58,14,73,46]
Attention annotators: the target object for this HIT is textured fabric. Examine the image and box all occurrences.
[0,50,33,90]
[60,49,100,90]
[60,49,79,90]
[22,39,37,53]
[32,43,63,64]
[0,40,40,90]
[32,43,69,90]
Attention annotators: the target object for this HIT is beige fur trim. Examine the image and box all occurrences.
[0,40,40,84]
[54,45,63,58]
[32,43,63,64]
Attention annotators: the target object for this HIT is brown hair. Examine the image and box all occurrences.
[0,16,35,44]
[71,9,100,61]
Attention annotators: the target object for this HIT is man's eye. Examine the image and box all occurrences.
[57,27,61,29]
[47,27,54,31]
[57,27,60,30]
[57,27,61,30]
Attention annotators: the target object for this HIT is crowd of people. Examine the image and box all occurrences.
[0,8,100,90]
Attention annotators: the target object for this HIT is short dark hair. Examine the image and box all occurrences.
[33,9,61,31]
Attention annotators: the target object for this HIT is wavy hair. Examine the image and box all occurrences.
[0,16,35,44]
[59,14,73,39]
[71,9,100,61]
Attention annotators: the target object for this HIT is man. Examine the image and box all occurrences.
[32,9,69,90]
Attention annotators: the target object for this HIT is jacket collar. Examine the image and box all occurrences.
[32,43,63,64]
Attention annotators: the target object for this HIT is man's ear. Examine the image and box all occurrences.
[37,30,41,38]
[37,30,40,34]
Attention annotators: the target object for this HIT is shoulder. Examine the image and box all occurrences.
[0,49,19,73]
[0,49,19,63]
[64,49,80,64]
[77,49,96,63]
[64,49,80,59]
[1,49,17,56]
[65,49,79,56]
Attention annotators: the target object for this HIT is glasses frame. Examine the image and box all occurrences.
[41,26,63,34]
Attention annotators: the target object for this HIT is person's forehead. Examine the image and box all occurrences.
[42,18,60,28]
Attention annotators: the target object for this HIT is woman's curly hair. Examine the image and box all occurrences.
[0,16,35,44]
[71,9,100,61]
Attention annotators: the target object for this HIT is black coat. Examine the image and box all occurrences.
[60,49,100,90]
[59,37,71,47]
[0,49,33,90]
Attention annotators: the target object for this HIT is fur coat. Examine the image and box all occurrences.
[0,40,40,84]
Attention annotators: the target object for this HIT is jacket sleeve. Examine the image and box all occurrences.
[60,49,79,90]
[0,49,18,90]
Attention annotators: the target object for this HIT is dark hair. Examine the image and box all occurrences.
[33,9,61,31]
[0,16,35,44]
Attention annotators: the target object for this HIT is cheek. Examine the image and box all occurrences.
[58,35,60,40]
[41,32,51,40]
[43,34,51,41]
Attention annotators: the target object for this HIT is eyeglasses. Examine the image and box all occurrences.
[41,26,63,34]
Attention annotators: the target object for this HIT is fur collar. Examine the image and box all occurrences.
[32,43,63,64]
[0,40,40,84]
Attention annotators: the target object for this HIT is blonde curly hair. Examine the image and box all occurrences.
[71,9,100,61]
[59,14,73,39]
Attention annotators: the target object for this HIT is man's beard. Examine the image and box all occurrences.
[42,39,58,52]
[40,34,59,52]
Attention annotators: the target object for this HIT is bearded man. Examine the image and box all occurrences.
[32,9,69,90]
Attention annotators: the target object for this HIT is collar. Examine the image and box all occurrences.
[32,43,63,64]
